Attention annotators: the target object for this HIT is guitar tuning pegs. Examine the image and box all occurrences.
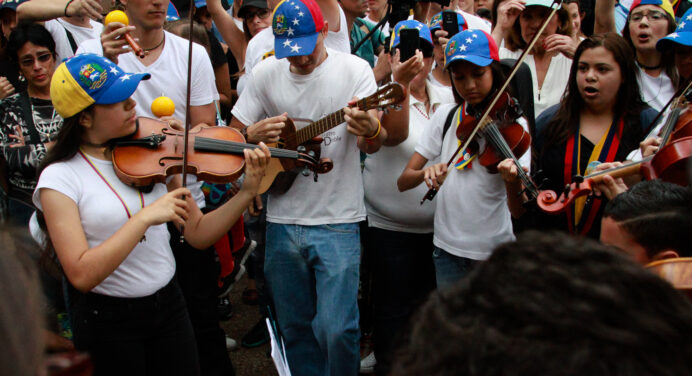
[308,150,316,158]
[297,145,307,153]
[301,166,311,177]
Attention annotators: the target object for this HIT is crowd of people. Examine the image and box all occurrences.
[0,0,691,375]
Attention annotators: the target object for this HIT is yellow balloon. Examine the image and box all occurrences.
[151,96,176,117]
[104,10,129,26]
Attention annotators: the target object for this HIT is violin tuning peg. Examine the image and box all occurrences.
[308,150,316,158]
[297,145,307,153]
[301,167,311,177]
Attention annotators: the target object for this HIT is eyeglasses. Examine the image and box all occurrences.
[630,10,667,23]
[242,8,271,21]
[19,52,53,68]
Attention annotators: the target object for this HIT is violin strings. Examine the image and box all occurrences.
[484,125,538,198]
[195,137,298,158]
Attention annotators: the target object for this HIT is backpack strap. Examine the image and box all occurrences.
[442,104,461,143]
[59,20,79,55]
[17,92,41,144]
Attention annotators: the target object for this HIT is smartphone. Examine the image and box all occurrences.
[442,11,460,38]
[398,28,420,62]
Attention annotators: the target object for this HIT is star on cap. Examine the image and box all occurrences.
[295,5,300,9]
[120,74,131,81]
[290,43,302,52]
[679,22,686,29]
[109,67,119,74]
[472,33,478,38]
[466,38,472,44]
[298,11,304,17]
[283,39,292,47]
[293,18,300,25]
[687,14,692,20]
[459,45,467,51]
[287,27,294,36]
[670,32,680,39]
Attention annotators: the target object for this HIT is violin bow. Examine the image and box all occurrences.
[178,0,196,242]
[421,0,563,204]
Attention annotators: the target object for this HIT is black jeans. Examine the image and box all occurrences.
[68,278,200,376]
[366,226,436,376]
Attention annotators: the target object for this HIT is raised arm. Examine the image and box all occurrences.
[594,0,617,33]
[17,0,103,22]
[316,0,341,32]
[207,0,247,68]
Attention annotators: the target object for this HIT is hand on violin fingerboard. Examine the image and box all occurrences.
[640,136,662,158]
[497,158,528,185]
[591,162,629,200]
[239,142,271,197]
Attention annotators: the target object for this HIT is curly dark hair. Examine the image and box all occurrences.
[391,231,692,376]
[604,180,692,258]
[540,33,646,154]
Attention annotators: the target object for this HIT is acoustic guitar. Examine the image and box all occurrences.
[258,82,406,194]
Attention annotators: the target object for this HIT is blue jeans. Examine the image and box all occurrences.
[432,246,478,289]
[265,222,361,376]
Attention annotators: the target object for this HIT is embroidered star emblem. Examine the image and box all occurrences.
[283,39,292,47]
[295,5,300,9]
[416,25,422,30]
[472,33,478,38]
[459,45,467,51]
[298,11,304,17]
[120,74,131,81]
[293,18,300,25]
[287,27,294,36]
[466,38,473,44]
[670,32,680,39]
[680,22,686,29]
[290,43,302,53]
[109,67,119,74]
[687,14,692,20]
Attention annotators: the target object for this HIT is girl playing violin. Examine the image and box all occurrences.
[33,54,270,375]
[398,30,530,288]
[523,33,656,238]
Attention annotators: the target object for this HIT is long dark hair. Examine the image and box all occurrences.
[621,8,678,89]
[540,33,646,154]
[37,108,90,177]
[504,5,573,52]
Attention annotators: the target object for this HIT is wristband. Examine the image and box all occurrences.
[64,0,75,17]
[365,118,381,140]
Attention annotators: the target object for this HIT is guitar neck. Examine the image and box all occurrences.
[294,97,368,144]
[583,156,652,183]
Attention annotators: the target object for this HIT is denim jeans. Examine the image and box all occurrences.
[432,246,478,289]
[265,222,361,376]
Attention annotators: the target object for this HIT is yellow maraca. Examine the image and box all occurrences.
[151,96,176,117]
[104,10,145,59]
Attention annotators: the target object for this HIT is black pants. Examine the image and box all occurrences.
[169,223,235,376]
[366,227,436,376]
[68,278,200,376]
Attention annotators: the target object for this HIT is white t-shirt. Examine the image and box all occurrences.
[499,47,572,118]
[637,66,675,113]
[415,103,531,260]
[241,7,351,95]
[33,154,175,298]
[363,82,454,233]
[232,49,376,225]
[45,18,103,64]
[77,31,219,121]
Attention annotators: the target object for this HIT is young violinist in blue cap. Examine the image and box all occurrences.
[34,53,270,375]
[399,29,530,289]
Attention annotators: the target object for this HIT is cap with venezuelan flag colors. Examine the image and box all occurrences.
[657,7,692,50]
[444,29,499,69]
[389,20,434,52]
[51,54,151,118]
[272,0,324,59]
[629,0,675,20]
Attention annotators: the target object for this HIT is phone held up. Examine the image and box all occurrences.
[398,28,420,62]
[442,10,460,38]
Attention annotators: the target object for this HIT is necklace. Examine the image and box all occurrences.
[143,35,165,52]
[79,150,147,242]
[636,59,662,70]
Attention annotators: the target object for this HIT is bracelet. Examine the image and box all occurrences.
[64,0,75,17]
[365,118,381,140]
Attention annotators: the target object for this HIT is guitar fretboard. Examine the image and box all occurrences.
[293,98,367,144]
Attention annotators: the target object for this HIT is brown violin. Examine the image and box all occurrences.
[646,258,692,301]
[112,117,322,187]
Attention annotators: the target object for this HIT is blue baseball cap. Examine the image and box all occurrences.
[444,29,499,69]
[51,54,151,118]
[428,11,467,32]
[657,8,692,51]
[194,0,207,8]
[273,0,325,59]
[389,20,434,52]
[0,0,28,11]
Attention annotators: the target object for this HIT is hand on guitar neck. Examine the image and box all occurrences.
[243,113,289,144]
